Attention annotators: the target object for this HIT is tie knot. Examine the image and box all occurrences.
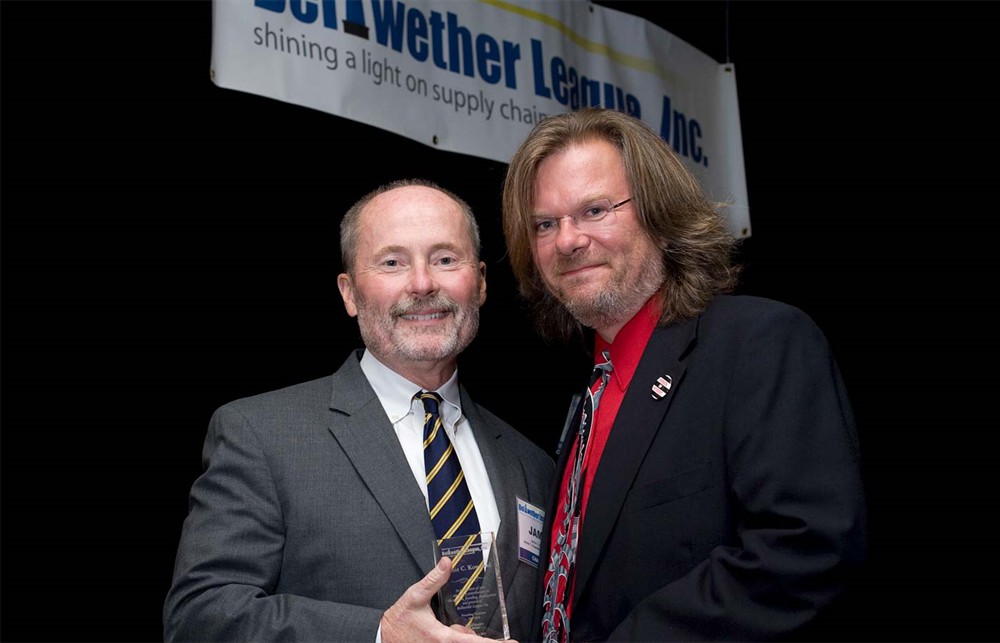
[417,391,443,414]
[590,350,613,385]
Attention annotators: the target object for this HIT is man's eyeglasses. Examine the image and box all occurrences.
[532,197,632,241]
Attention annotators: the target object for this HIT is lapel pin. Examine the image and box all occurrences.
[651,375,672,400]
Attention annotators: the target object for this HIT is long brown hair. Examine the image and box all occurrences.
[502,109,740,342]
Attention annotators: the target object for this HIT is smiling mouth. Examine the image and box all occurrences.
[560,264,600,277]
[399,311,449,321]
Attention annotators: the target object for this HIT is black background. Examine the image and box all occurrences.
[2,1,996,641]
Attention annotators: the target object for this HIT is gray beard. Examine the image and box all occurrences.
[560,265,664,332]
[355,292,480,363]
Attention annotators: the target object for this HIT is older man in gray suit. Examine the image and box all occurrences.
[164,179,553,642]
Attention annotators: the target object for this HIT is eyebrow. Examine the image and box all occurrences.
[532,195,610,218]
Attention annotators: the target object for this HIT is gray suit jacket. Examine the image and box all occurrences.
[164,350,553,642]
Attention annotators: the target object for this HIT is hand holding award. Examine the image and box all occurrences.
[433,531,509,640]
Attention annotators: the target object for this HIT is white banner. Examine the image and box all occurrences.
[211,0,750,235]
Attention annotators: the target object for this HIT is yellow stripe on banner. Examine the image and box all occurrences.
[477,0,671,81]
[440,501,476,540]
[426,443,455,485]
[455,560,485,606]
[429,470,464,519]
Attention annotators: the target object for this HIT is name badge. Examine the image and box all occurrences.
[516,497,545,568]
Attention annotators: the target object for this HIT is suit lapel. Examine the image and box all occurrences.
[461,386,528,630]
[572,318,698,606]
[327,352,437,573]
[538,392,584,565]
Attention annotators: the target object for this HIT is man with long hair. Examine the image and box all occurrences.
[502,109,866,641]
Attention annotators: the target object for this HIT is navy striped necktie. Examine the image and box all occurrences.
[419,391,481,540]
[419,391,484,627]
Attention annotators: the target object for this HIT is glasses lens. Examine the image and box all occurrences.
[533,199,625,241]
[576,200,614,227]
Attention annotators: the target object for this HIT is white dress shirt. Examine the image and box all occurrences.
[360,351,503,642]
[359,350,501,540]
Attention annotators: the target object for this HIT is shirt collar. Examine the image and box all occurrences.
[358,349,463,426]
[594,295,661,392]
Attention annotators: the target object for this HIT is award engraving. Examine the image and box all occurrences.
[433,531,509,640]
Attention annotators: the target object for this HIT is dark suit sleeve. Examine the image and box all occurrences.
[163,405,383,642]
[609,305,867,641]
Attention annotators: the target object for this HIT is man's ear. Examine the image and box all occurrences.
[477,261,487,306]
[337,273,358,317]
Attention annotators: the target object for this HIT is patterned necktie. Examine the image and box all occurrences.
[419,391,483,627]
[541,351,613,643]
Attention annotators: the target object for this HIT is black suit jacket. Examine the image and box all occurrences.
[538,295,867,641]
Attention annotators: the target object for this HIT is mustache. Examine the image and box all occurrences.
[553,253,598,274]
[390,294,459,317]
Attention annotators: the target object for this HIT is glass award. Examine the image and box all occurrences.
[432,531,509,640]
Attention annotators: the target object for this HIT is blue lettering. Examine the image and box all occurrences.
[446,12,472,76]
[518,502,544,520]
[603,84,622,110]
[625,94,640,118]
[406,7,428,61]
[580,76,600,107]
[531,40,551,98]
[371,0,406,51]
[531,38,637,112]
[689,119,703,164]
[476,35,500,84]
[551,55,568,105]
[660,95,706,165]
[260,0,520,87]
[254,0,286,12]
